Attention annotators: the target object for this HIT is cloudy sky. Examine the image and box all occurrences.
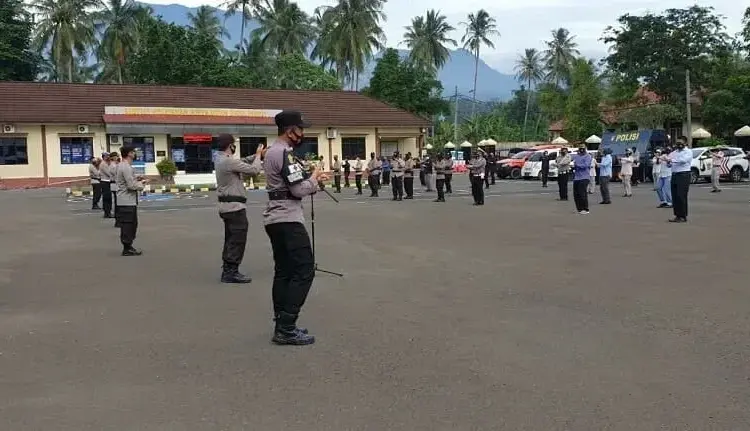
[149,0,745,73]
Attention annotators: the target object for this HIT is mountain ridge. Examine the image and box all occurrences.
[143,2,521,101]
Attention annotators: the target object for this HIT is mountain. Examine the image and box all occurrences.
[142,2,520,100]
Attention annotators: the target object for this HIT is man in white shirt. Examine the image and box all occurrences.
[654,149,673,208]
[667,136,693,223]
[710,148,724,193]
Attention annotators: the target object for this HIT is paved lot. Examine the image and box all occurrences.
[1,177,749,430]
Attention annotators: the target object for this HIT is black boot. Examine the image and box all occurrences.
[221,264,252,284]
[272,311,315,345]
[122,245,142,256]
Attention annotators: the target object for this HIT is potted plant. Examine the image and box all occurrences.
[156,158,178,183]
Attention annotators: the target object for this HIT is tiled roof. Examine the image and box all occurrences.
[0,82,431,128]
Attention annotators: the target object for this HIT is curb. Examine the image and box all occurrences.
[65,181,375,196]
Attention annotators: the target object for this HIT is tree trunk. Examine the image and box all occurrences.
[117,65,123,84]
[239,0,247,58]
[355,70,359,91]
[471,48,479,118]
[522,77,531,141]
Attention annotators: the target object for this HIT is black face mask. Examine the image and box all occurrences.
[288,129,303,146]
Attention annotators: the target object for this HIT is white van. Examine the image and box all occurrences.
[522,147,575,179]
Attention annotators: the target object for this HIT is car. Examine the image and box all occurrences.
[497,150,535,179]
[689,146,749,184]
[521,147,577,180]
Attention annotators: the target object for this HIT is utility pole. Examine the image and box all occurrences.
[685,69,692,148]
[453,86,459,145]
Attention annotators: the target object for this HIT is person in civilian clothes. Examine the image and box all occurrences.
[541,151,550,188]
[444,153,454,193]
[403,152,415,199]
[89,157,102,210]
[433,153,446,203]
[710,148,724,193]
[422,155,434,192]
[215,134,265,283]
[390,151,405,201]
[467,151,486,205]
[115,146,148,256]
[555,148,571,201]
[655,149,673,208]
[354,156,364,195]
[631,147,641,186]
[571,146,592,214]
[667,137,692,223]
[99,152,114,218]
[367,152,382,197]
[620,149,634,197]
[109,152,121,226]
[381,156,391,186]
[343,159,351,187]
[484,151,496,188]
[263,110,328,346]
[332,155,342,193]
[598,148,612,204]
[587,153,597,194]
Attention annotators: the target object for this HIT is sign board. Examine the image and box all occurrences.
[184,133,213,143]
[105,106,282,118]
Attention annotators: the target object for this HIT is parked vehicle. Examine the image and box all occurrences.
[497,150,535,179]
[600,129,669,181]
[689,146,749,184]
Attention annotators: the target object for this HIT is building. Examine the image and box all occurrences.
[0,82,430,188]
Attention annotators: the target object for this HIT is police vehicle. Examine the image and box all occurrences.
[689,146,749,184]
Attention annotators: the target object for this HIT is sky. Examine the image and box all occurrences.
[147,0,745,73]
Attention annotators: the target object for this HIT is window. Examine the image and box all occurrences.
[0,137,29,165]
[122,136,155,162]
[239,137,267,158]
[380,141,399,157]
[60,137,93,164]
[342,137,366,160]
[294,137,319,159]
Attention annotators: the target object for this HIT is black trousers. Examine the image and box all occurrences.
[391,175,404,198]
[471,175,484,204]
[599,175,611,203]
[265,222,315,316]
[541,170,549,187]
[355,174,362,193]
[671,172,690,219]
[344,172,350,187]
[220,209,248,266]
[573,179,589,211]
[404,177,414,197]
[117,205,138,248]
[445,173,453,193]
[382,171,391,185]
[368,174,379,196]
[334,174,341,192]
[419,170,426,186]
[436,178,445,200]
[101,181,113,216]
[557,173,569,200]
[92,183,102,208]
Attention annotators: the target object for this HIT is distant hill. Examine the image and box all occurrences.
[143,2,520,101]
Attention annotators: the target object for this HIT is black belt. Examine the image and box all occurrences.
[218,195,247,203]
[268,190,302,201]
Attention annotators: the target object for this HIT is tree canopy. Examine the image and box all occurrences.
[0,0,39,81]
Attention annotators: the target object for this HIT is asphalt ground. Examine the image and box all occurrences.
[1,177,750,430]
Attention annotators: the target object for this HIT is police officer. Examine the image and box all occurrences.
[343,158,351,187]
[444,152,454,193]
[353,156,364,195]
[115,146,149,255]
[403,152,415,199]
[215,133,264,283]
[263,110,328,346]
[89,157,102,210]
[467,151,486,205]
[390,151,405,201]
[332,154,342,193]
[434,153,446,203]
[109,152,120,227]
[99,152,114,218]
[367,152,382,197]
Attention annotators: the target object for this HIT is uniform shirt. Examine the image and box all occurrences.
[391,157,405,177]
[444,158,454,173]
[367,158,382,175]
[668,147,693,173]
[599,154,612,177]
[110,163,120,191]
[620,156,634,176]
[215,152,262,213]
[115,161,144,206]
[468,157,486,175]
[711,150,725,169]
[354,160,364,175]
[317,160,325,172]
[332,159,342,174]
[434,160,446,179]
[589,156,597,177]
[572,153,592,181]
[89,164,100,184]
[404,159,415,178]
[262,138,319,226]
[556,154,571,174]
[99,163,113,182]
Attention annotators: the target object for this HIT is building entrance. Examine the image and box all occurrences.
[171,134,217,174]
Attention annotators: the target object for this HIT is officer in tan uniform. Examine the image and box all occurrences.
[99,152,114,218]
[403,152,415,199]
[434,153,446,202]
[353,156,364,195]
[467,151,486,205]
[390,151,405,201]
[332,154,342,193]
[367,152,382,197]
[263,110,328,346]
[444,153,454,193]
[215,133,264,284]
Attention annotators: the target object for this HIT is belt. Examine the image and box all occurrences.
[268,190,301,201]
[218,195,247,203]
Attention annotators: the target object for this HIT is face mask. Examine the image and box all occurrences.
[288,128,303,146]
[230,144,236,155]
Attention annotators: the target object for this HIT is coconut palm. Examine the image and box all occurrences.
[94,0,141,84]
[514,48,545,140]
[460,9,499,117]
[188,5,230,55]
[402,9,456,75]
[253,0,315,56]
[221,0,253,58]
[31,0,101,83]
[544,27,579,87]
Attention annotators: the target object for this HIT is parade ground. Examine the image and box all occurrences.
[1,177,749,430]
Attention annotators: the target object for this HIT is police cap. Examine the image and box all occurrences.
[275,110,311,130]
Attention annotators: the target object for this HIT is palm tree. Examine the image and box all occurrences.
[544,27,579,87]
[188,5,230,55]
[94,0,140,84]
[514,48,545,140]
[253,0,315,56]
[221,0,253,58]
[31,0,101,83]
[460,9,499,117]
[402,9,456,75]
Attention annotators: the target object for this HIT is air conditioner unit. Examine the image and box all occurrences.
[77,124,90,134]
[326,128,338,139]
[2,124,15,134]
[109,134,120,145]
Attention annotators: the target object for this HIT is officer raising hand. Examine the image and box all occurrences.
[262,110,326,346]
